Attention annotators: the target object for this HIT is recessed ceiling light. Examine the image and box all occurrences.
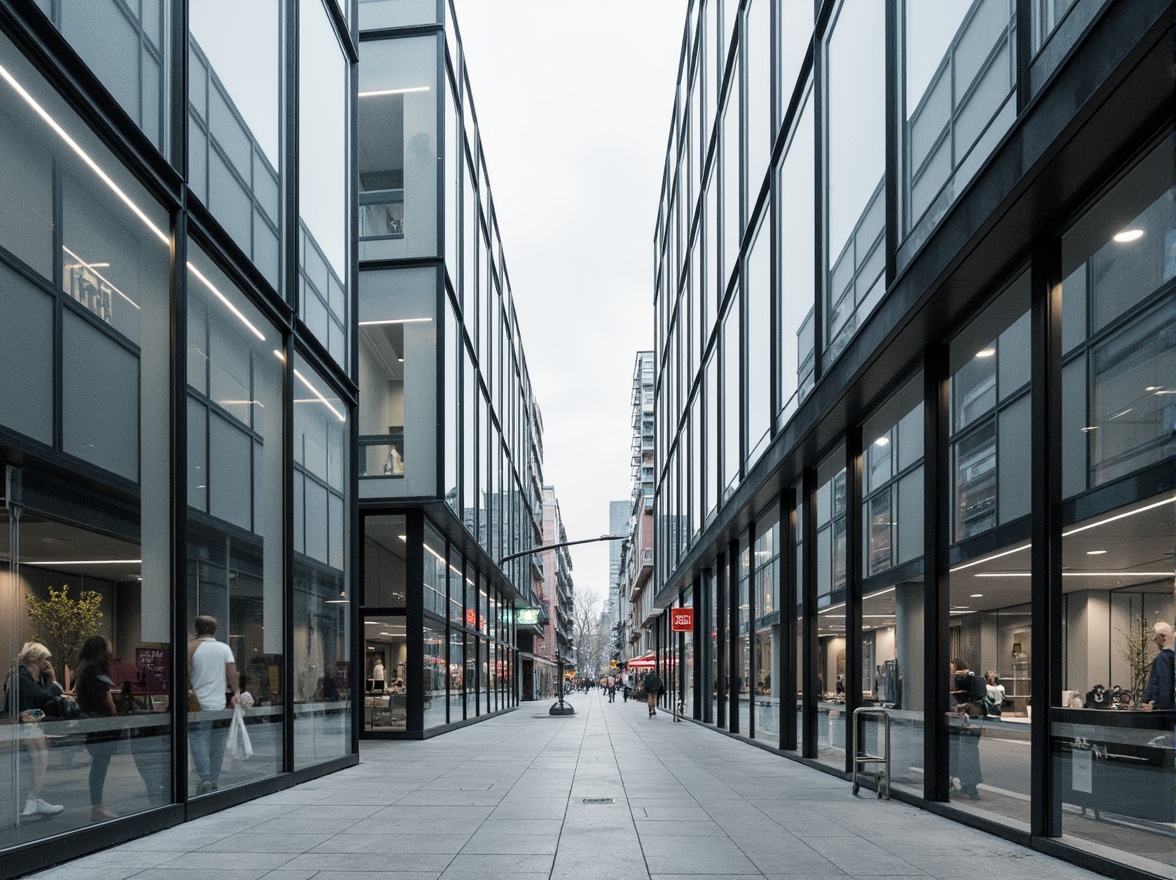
[874,437,889,446]
[1112,229,1144,243]
[1086,550,1107,555]
[976,347,995,358]
[1081,426,1098,432]
[970,593,983,598]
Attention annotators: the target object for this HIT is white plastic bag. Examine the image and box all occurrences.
[226,703,253,760]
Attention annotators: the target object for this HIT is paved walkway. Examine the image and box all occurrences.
[26,690,1106,880]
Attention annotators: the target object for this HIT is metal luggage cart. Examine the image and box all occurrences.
[851,707,891,799]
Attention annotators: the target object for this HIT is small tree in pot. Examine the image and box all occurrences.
[25,584,103,687]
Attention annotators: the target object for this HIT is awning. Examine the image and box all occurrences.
[625,655,656,669]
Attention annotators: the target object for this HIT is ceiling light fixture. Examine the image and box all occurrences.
[25,559,140,566]
[976,347,996,358]
[188,261,266,341]
[1112,229,1144,243]
[293,368,346,422]
[358,86,431,97]
[1086,550,1107,556]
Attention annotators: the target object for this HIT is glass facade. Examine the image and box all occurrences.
[354,0,541,738]
[0,0,356,869]
[651,2,1173,878]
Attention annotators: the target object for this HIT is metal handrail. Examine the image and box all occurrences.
[851,707,892,799]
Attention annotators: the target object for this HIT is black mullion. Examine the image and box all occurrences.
[52,156,64,454]
[884,0,899,282]
[171,0,186,173]
[843,427,862,775]
[1030,236,1063,837]
[1015,0,1032,114]
[716,550,727,728]
[281,329,295,771]
[924,345,950,802]
[728,540,739,733]
[801,466,817,758]
[172,208,190,807]
[781,483,797,751]
[811,14,826,384]
[746,520,755,740]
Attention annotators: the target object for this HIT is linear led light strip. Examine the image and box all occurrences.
[188,261,266,341]
[358,318,431,326]
[0,62,272,345]
[358,86,430,97]
[25,559,141,566]
[976,571,1171,579]
[0,61,168,246]
[949,495,1175,573]
[294,368,346,422]
[62,245,140,310]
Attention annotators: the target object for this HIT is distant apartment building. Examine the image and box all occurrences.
[540,486,575,687]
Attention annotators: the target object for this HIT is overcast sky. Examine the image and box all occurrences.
[453,2,689,610]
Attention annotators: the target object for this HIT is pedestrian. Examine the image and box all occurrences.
[188,614,240,794]
[643,670,664,718]
[607,676,616,702]
[75,635,120,821]
[1141,621,1174,711]
[948,658,985,800]
[621,671,631,702]
[7,642,66,817]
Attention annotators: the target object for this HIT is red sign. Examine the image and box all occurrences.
[670,608,694,632]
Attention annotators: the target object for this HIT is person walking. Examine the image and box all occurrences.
[948,658,986,800]
[188,614,240,794]
[75,635,120,821]
[1142,621,1174,711]
[607,676,616,702]
[643,670,664,718]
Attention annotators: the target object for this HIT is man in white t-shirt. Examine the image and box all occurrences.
[188,615,239,794]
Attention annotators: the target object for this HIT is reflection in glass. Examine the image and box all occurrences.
[189,1,282,287]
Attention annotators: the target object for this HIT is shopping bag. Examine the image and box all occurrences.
[227,703,253,760]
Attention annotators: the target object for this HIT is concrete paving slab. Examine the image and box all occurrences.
[20,689,1115,880]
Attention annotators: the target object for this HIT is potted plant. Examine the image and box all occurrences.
[25,584,103,688]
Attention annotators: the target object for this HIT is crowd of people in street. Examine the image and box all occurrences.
[561,669,667,716]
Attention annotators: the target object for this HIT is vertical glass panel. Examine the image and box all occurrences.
[358,36,439,262]
[1061,144,1175,496]
[363,515,407,607]
[0,267,50,444]
[291,355,349,767]
[363,615,407,732]
[735,541,751,735]
[444,297,459,510]
[423,617,447,730]
[778,87,815,416]
[950,274,1030,541]
[721,70,741,291]
[815,450,846,768]
[721,293,740,498]
[745,214,771,464]
[863,380,925,577]
[948,540,1032,823]
[189,1,282,288]
[903,0,1017,234]
[41,0,170,153]
[358,267,437,497]
[448,627,464,721]
[1031,0,1079,53]
[826,0,885,365]
[745,0,772,205]
[300,0,350,366]
[1052,493,1174,874]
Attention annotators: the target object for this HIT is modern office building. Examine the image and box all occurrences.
[0,0,356,871]
[608,499,628,616]
[355,0,545,736]
[650,1,1173,878]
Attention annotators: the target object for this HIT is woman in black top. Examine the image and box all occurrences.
[75,635,119,822]
[9,642,66,816]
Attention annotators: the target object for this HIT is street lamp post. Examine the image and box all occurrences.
[501,534,627,717]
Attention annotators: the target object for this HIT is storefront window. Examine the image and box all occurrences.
[360,0,439,30]
[1051,140,1175,873]
[793,483,805,752]
[947,278,1033,822]
[751,506,779,748]
[187,246,287,787]
[423,618,446,730]
[734,538,751,735]
[362,615,406,732]
[815,449,847,768]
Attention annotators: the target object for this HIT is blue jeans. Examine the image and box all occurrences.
[189,719,227,785]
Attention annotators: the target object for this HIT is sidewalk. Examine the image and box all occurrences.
[25,689,1106,880]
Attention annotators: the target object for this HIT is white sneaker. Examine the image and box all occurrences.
[22,798,64,816]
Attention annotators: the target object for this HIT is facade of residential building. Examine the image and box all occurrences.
[650,1,1173,879]
[356,0,546,736]
[0,0,356,870]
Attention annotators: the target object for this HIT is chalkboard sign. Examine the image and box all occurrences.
[135,645,170,696]
[334,660,351,689]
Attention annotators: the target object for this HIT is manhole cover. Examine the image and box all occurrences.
[582,797,614,805]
